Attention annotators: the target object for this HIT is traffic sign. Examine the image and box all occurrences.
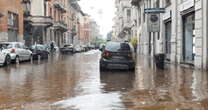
[144,8,165,14]
[147,14,160,32]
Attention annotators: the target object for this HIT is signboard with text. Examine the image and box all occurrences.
[144,8,165,32]
[147,14,160,32]
[144,8,165,14]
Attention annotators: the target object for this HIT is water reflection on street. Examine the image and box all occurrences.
[0,51,208,110]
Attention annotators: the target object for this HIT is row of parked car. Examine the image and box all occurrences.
[0,42,54,66]
[60,44,95,54]
[0,42,95,67]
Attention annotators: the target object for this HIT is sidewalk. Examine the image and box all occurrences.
[128,55,208,110]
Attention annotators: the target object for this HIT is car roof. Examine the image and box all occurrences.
[33,44,44,46]
[0,42,22,44]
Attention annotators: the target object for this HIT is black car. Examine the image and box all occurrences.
[31,44,49,60]
[100,41,135,70]
[60,44,75,53]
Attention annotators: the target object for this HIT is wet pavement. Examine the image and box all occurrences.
[0,50,208,110]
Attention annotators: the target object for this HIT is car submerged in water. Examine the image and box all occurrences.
[99,41,136,70]
[60,44,75,53]
[30,44,49,60]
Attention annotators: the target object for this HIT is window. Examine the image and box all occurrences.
[105,42,131,52]
[15,44,21,48]
[155,0,159,8]
[165,0,171,7]
[8,12,18,28]
[127,9,131,17]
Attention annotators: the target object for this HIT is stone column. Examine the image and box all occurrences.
[202,0,208,69]
[194,0,203,68]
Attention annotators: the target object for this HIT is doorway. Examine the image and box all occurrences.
[165,21,171,60]
[182,13,195,64]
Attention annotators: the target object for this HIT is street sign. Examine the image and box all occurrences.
[144,8,165,14]
[147,14,160,32]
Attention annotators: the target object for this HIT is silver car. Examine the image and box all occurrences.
[0,44,11,66]
[2,42,32,63]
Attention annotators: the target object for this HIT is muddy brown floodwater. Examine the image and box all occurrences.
[0,50,208,110]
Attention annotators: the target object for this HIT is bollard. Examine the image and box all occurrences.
[38,55,41,61]
[38,55,41,64]
[30,55,33,63]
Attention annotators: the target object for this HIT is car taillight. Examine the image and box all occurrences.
[11,48,15,53]
[102,51,110,58]
[128,53,132,58]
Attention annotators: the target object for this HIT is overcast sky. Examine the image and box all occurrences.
[78,0,115,38]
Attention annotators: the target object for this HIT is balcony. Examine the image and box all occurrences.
[30,16,53,27]
[54,1,67,13]
[53,20,68,32]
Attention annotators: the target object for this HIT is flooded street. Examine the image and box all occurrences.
[0,50,208,110]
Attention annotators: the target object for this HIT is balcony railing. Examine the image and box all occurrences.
[53,20,68,32]
[54,1,67,13]
[30,16,53,27]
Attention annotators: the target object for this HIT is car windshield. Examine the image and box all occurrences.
[105,42,131,52]
[64,45,72,48]
[6,44,13,49]
[32,45,46,50]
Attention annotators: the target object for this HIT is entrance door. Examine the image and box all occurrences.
[183,13,195,63]
[165,21,171,60]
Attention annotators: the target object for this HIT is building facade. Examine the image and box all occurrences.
[0,0,24,42]
[46,0,68,47]
[114,0,134,41]
[131,0,208,69]
[89,20,100,44]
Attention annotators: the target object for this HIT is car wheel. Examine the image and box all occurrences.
[4,55,11,66]
[15,56,20,64]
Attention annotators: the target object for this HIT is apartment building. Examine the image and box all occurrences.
[89,20,100,44]
[131,0,208,69]
[0,0,24,42]
[114,0,134,41]
[46,0,68,47]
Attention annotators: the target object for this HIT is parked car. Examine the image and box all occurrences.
[83,45,90,52]
[100,41,135,70]
[60,44,75,53]
[30,44,49,60]
[74,45,84,53]
[3,42,32,63]
[0,43,11,66]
